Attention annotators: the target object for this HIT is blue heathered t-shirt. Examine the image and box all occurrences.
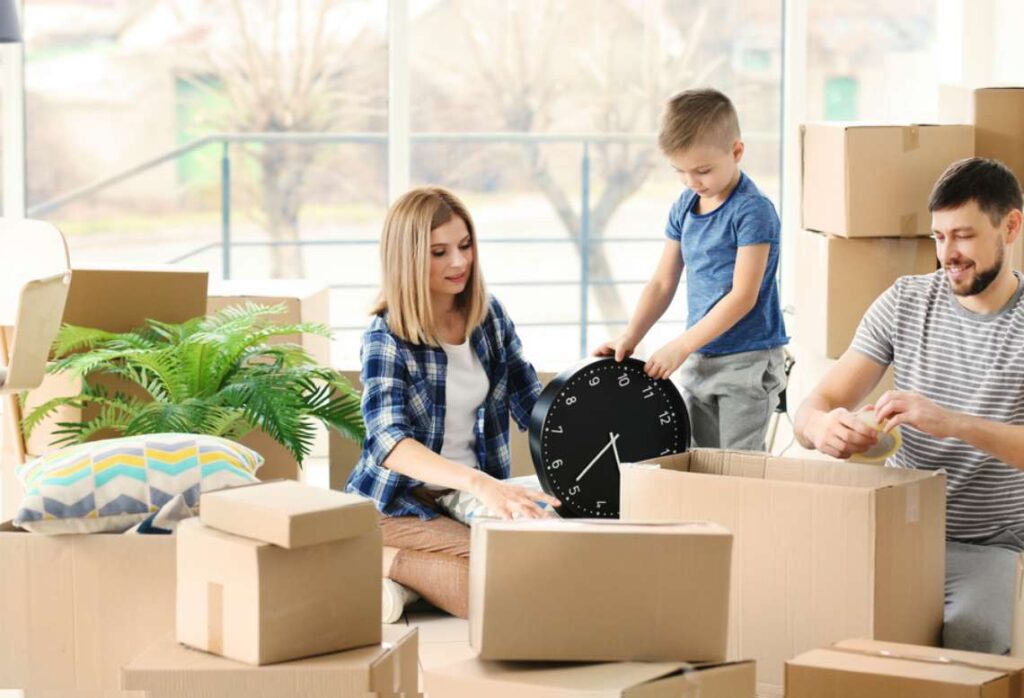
[665,172,788,356]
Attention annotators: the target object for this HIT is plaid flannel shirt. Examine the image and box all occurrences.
[346,295,541,519]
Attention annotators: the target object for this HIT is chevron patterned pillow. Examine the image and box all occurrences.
[14,433,263,534]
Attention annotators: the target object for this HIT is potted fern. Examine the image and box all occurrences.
[22,303,364,463]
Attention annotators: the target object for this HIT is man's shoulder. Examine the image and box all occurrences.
[891,270,945,304]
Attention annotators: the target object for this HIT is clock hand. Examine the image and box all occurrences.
[610,431,622,467]
[576,432,620,483]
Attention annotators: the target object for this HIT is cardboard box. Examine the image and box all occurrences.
[200,479,378,549]
[795,231,938,358]
[175,516,381,665]
[207,280,334,478]
[470,519,732,663]
[4,266,210,520]
[123,625,419,698]
[425,657,756,698]
[801,123,974,238]
[620,450,946,697]
[0,520,176,694]
[974,87,1024,272]
[786,638,1024,697]
[206,279,331,366]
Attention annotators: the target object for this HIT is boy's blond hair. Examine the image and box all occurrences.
[371,186,488,346]
[658,88,741,155]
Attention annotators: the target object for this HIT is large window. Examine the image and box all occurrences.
[23,0,783,369]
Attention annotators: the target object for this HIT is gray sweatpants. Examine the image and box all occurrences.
[944,527,1024,654]
[677,347,787,451]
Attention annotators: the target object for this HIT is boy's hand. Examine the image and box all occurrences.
[644,337,691,380]
[593,332,638,362]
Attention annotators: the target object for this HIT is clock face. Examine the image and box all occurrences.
[529,357,690,518]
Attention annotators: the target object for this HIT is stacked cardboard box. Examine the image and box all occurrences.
[620,450,946,697]
[177,480,381,665]
[425,518,756,695]
[973,88,1024,272]
[123,624,419,698]
[786,639,1024,697]
[797,123,972,359]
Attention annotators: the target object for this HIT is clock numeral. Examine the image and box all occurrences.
[596,500,606,508]
[658,411,672,425]
[661,448,673,455]
[568,485,581,496]
[550,459,563,470]
[548,425,563,434]
[617,373,630,387]
[642,385,655,400]
[588,376,600,387]
[565,396,577,406]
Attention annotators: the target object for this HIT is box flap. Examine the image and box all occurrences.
[788,642,1018,688]
[200,480,378,548]
[426,658,692,693]
[476,518,731,537]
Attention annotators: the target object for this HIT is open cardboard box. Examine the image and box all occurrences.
[621,449,946,697]
[0,521,176,695]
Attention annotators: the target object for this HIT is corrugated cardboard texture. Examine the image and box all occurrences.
[199,480,377,548]
[425,658,755,698]
[0,521,175,694]
[801,123,974,238]
[795,231,938,358]
[123,625,419,698]
[175,518,381,665]
[470,519,732,663]
[621,450,945,696]
[786,638,1024,697]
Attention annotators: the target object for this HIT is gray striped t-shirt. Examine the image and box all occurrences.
[852,270,1024,542]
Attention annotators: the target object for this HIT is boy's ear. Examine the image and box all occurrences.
[732,140,745,162]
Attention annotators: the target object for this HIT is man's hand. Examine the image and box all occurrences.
[807,407,880,459]
[469,473,561,520]
[593,332,638,362]
[874,390,957,439]
[644,337,691,380]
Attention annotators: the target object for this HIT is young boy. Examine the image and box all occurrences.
[595,88,788,451]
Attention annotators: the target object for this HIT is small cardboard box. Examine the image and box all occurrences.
[801,123,974,238]
[795,231,938,358]
[974,87,1024,272]
[786,638,1024,697]
[425,657,756,698]
[200,479,378,549]
[175,514,381,665]
[470,519,732,663]
[621,450,946,697]
[123,625,419,698]
[0,521,176,694]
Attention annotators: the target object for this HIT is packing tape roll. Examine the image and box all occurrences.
[850,409,902,464]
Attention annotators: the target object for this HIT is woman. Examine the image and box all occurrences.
[346,186,560,623]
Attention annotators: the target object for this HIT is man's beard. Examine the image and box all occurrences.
[948,243,1004,297]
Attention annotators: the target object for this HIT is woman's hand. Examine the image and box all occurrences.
[469,472,561,520]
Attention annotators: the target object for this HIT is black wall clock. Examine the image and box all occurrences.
[529,357,690,518]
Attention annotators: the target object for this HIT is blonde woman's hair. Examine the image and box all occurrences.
[371,187,488,345]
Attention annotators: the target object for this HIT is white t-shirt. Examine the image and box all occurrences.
[438,339,489,472]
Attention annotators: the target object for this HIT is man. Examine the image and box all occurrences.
[795,157,1024,654]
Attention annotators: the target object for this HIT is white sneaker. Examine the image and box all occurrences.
[381,578,419,624]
